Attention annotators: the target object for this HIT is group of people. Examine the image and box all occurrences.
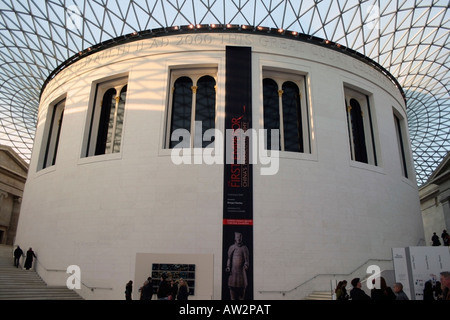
[335,277,400,301]
[431,230,449,246]
[423,272,450,300]
[13,245,36,270]
[335,272,450,300]
[335,277,407,300]
[125,273,189,300]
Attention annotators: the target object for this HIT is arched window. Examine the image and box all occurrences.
[394,112,409,178]
[169,76,193,149]
[344,87,377,165]
[282,81,303,153]
[96,88,117,155]
[166,68,217,149]
[263,73,309,153]
[111,85,127,153]
[348,98,367,163]
[84,76,128,157]
[40,98,65,170]
[95,85,127,155]
[195,75,216,148]
[263,78,280,150]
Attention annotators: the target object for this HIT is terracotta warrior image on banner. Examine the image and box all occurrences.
[226,231,250,300]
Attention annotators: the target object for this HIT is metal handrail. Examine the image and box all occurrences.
[258,258,393,296]
[33,255,113,292]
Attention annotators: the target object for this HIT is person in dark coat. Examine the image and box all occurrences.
[442,230,450,246]
[140,278,153,300]
[177,278,189,300]
[24,248,36,270]
[125,280,133,300]
[168,279,178,300]
[434,281,443,300]
[157,273,170,300]
[423,280,435,300]
[432,232,441,246]
[350,277,371,300]
[13,245,23,268]
[370,277,396,300]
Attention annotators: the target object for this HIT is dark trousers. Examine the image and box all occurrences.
[14,256,20,267]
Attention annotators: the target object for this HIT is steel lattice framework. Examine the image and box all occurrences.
[0,0,448,186]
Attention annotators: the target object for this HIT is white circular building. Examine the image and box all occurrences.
[15,26,424,300]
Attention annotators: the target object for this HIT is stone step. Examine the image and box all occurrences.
[0,281,48,285]
[304,291,333,300]
[0,296,81,300]
[0,245,83,300]
[0,289,82,295]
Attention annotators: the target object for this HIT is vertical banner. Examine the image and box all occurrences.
[222,46,253,300]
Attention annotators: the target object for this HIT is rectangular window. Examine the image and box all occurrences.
[39,98,65,170]
[262,70,310,153]
[84,76,128,157]
[394,112,409,178]
[344,87,377,165]
[165,67,217,149]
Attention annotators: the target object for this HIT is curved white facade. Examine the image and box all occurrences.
[16,31,424,300]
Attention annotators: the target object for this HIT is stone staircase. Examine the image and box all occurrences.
[304,291,333,300]
[0,245,83,300]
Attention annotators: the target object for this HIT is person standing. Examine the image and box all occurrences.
[440,271,450,300]
[177,278,189,300]
[157,273,170,300]
[335,281,343,300]
[434,281,443,300]
[370,277,396,300]
[24,247,36,270]
[340,280,349,300]
[140,277,153,300]
[13,245,23,268]
[423,280,435,300]
[393,282,409,300]
[349,278,370,300]
[432,232,441,246]
[125,280,133,300]
[442,230,449,246]
[168,279,178,300]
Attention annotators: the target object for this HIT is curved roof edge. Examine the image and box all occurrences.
[40,24,405,103]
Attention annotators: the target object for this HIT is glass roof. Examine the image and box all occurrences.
[0,0,448,186]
